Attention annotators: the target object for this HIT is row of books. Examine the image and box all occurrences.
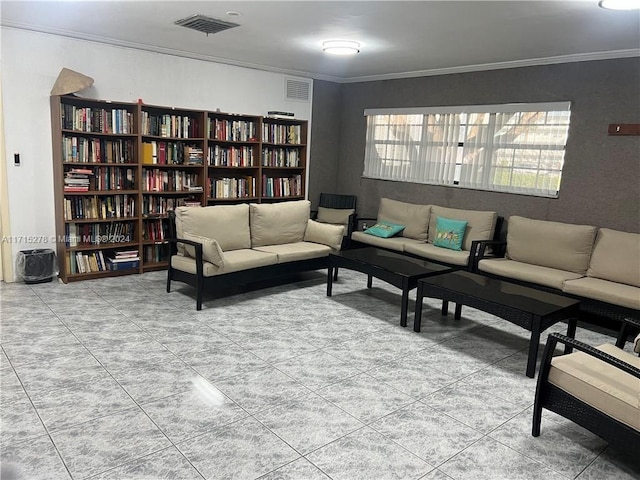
[208,145,255,167]
[143,244,169,264]
[69,249,139,274]
[63,195,136,220]
[62,137,136,164]
[141,141,203,165]
[142,219,168,242]
[65,221,135,247]
[209,177,256,199]
[262,175,303,198]
[261,147,302,167]
[141,196,200,216]
[142,113,200,138]
[62,105,134,134]
[142,170,201,193]
[262,124,302,145]
[208,118,257,142]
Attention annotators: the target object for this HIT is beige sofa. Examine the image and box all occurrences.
[350,198,499,269]
[167,200,344,309]
[477,216,640,329]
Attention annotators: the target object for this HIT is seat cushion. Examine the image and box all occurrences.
[171,249,278,276]
[377,198,431,241]
[171,254,220,277]
[562,277,640,310]
[587,228,640,288]
[405,242,470,267]
[548,343,640,431]
[351,231,414,252]
[253,242,331,263]
[428,206,497,251]
[174,204,251,253]
[478,258,583,290]
[505,216,597,274]
[250,200,310,247]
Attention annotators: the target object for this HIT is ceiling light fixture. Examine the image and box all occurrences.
[598,0,640,10]
[322,40,360,56]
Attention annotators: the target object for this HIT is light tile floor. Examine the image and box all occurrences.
[1,269,638,480]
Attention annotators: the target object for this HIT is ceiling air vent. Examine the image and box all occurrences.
[285,78,311,102]
[175,14,240,36]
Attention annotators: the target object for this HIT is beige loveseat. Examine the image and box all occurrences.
[167,200,344,309]
[477,216,640,329]
[350,198,499,270]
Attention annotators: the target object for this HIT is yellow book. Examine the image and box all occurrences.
[142,143,154,165]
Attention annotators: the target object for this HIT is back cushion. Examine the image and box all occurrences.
[250,200,310,247]
[428,206,498,251]
[377,198,431,241]
[174,204,250,252]
[506,216,597,274]
[587,228,640,287]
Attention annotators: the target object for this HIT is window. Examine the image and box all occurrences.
[363,102,571,198]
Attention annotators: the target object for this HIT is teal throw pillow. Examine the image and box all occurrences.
[433,216,468,251]
[365,221,406,238]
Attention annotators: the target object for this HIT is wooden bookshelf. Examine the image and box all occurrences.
[51,95,309,282]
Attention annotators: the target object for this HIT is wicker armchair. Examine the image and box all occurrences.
[532,318,640,457]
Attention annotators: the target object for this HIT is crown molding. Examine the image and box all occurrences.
[3,22,638,84]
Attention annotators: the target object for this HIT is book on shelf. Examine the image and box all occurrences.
[106,258,140,270]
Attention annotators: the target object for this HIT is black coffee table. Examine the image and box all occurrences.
[414,271,580,377]
[327,247,454,327]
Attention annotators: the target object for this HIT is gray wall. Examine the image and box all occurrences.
[311,58,640,232]
[308,80,343,207]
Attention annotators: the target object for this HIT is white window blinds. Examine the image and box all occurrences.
[363,102,571,198]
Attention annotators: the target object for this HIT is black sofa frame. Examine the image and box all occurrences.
[532,318,640,458]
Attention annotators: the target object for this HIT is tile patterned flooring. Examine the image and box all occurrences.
[1,269,638,480]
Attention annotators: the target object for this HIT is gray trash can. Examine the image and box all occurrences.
[16,249,58,284]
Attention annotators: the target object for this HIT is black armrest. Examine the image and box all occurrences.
[469,240,506,271]
[616,317,640,349]
[355,217,377,231]
[311,209,318,220]
[544,333,640,379]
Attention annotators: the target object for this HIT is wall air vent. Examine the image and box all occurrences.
[175,14,240,35]
[285,78,311,102]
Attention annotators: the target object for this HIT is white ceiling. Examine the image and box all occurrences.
[2,1,639,82]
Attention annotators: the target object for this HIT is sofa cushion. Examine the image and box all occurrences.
[174,204,251,252]
[428,206,497,251]
[253,242,331,263]
[317,207,354,226]
[250,200,310,247]
[182,232,224,267]
[478,258,583,290]
[433,217,468,251]
[171,249,278,276]
[562,277,640,310]
[405,242,470,267]
[587,228,640,288]
[506,216,597,274]
[365,221,406,238]
[171,254,220,277]
[351,231,417,252]
[304,220,345,250]
[377,198,431,241]
[548,343,640,431]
